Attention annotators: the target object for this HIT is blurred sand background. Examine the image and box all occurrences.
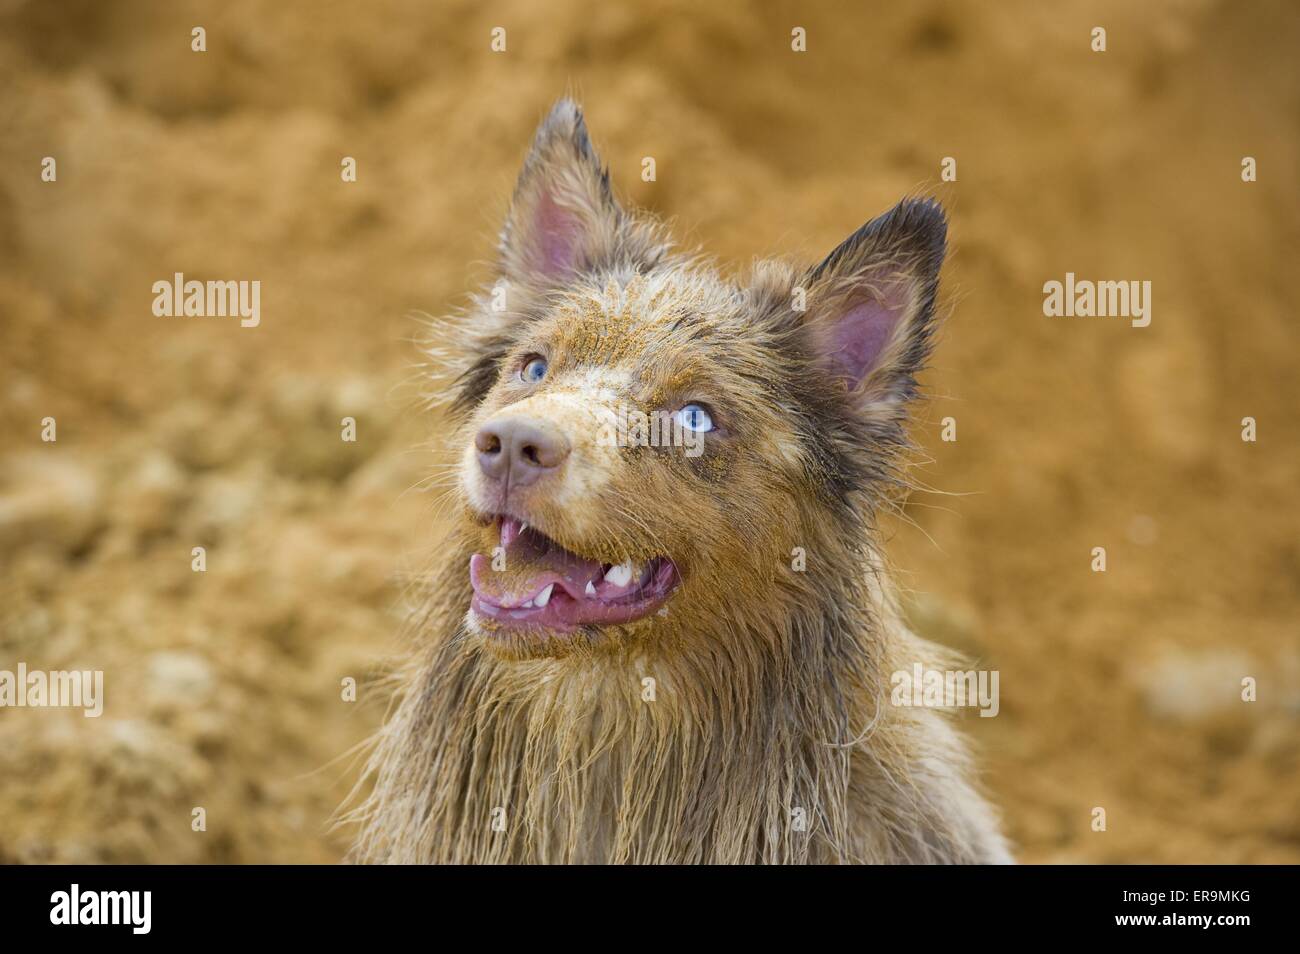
[1,0,1297,863]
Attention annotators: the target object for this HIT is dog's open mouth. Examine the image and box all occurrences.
[469,516,679,633]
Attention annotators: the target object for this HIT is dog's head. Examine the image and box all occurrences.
[446,100,946,659]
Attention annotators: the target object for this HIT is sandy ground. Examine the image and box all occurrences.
[1,0,1297,863]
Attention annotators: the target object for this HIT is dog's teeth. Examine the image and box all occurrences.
[585,581,597,597]
[534,584,553,608]
[521,522,528,533]
[604,561,633,587]
[521,598,534,608]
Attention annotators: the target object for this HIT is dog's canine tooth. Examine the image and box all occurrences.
[584,581,597,597]
[535,584,553,608]
[604,561,632,586]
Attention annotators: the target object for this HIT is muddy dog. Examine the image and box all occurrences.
[351,100,1011,864]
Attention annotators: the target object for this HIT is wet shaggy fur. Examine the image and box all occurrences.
[348,100,1012,864]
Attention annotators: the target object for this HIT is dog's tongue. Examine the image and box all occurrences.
[469,518,604,607]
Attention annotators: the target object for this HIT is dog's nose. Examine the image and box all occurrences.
[475,417,571,488]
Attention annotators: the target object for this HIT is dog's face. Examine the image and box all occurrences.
[450,101,946,659]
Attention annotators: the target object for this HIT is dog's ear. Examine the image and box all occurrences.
[499,99,625,285]
[800,198,947,410]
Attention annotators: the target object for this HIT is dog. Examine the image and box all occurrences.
[350,99,1011,864]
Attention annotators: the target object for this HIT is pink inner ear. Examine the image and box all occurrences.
[535,191,583,276]
[826,296,899,386]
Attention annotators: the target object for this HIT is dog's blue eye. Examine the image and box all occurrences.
[521,356,548,383]
[674,403,714,433]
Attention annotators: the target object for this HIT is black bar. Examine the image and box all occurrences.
[0,865,1285,940]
